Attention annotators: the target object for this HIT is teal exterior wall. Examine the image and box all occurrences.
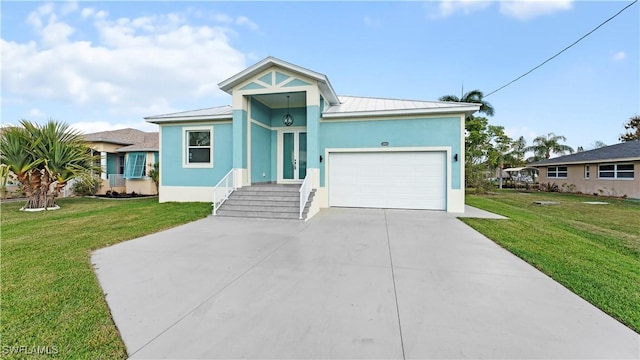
[270,106,307,128]
[318,117,461,188]
[233,110,247,168]
[248,97,311,182]
[161,123,233,186]
[306,105,320,169]
[251,98,271,126]
[249,97,308,128]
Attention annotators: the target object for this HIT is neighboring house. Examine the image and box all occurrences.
[83,128,159,195]
[145,57,480,215]
[532,141,640,199]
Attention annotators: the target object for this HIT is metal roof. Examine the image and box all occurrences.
[218,56,340,105]
[532,141,640,166]
[146,95,480,123]
[145,105,233,123]
[322,96,480,118]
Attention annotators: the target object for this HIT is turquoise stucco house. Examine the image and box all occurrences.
[145,57,480,217]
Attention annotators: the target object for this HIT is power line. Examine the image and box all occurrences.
[485,0,638,98]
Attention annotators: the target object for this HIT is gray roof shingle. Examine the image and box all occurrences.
[532,141,640,165]
[83,128,158,152]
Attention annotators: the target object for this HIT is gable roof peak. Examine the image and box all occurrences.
[218,56,340,105]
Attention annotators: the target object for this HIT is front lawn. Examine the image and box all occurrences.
[1,197,212,359]
[463,191,640,334]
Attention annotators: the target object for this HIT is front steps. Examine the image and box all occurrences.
[215,184,315,220]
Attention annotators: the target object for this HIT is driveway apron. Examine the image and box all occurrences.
[91,208,640,359]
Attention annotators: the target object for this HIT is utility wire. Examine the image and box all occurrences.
[485,0,638,98]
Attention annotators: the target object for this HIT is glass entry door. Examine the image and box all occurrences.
[282,131,307,181]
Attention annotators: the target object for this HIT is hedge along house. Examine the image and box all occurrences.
[83,128,159,195]
[146,57,480,219]
[532,141,640,199]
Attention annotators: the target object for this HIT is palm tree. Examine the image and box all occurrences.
[439,89,495,117]
[524,132,574,161]
[0,119,97,210]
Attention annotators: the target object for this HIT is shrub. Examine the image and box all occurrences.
[71,171,102,196]
[540,182,559,192]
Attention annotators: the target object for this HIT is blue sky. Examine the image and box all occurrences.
[1,1,638,152]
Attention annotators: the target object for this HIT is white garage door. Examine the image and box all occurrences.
[329,151,446,210]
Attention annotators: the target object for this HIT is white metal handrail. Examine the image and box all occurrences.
[212,169,238,215]
[299,174,312,219]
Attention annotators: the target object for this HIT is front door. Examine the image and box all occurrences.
[282,131,307,182]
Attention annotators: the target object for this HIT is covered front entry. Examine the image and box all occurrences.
[328,151,446,210]
[280,130,307,182]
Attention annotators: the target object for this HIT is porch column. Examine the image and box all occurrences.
[100,151,107,180]
[306,91,321,187]
[232,109,247,168]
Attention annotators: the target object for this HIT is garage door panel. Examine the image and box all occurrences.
[328,152,446,210]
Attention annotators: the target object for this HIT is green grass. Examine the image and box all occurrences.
[463,190,640,334]
[1,197,212,359]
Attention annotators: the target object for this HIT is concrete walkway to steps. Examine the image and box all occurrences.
[92,207,639,359]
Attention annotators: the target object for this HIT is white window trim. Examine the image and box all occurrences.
[182,126,214,168]
[584,165,590,179]
[597,163,635,180]
[547,166,567,179]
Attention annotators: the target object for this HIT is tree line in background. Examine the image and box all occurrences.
[438,90,640,192]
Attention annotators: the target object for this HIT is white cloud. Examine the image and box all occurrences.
[60,1,78,16]
[499,0,573,21]
[81,7,95,19]
[2,4,250,125]
[431,0,573,20]
[26,108,46,119]
[505,126,538,147]
[71,120,157,134]
[434,0,492,18]
[213,13,233,24]
[236,16,259,31]
[612,51,626,61]
[26,3,54,29]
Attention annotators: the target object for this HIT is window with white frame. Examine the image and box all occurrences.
[184,127,213,167]
[124,152,146,179]
[598,163,634,179]
[584,165,590,179]
[547,166,567,178]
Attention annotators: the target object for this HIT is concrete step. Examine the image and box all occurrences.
[225,199,299,206]
[215,185,315,220]
[230,192,299,200]
[221,204,299,213]
[216,210,302,219]
[237,185,299,192]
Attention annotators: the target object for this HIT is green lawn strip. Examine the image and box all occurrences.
[463,192,640,333]
[1,197,212,359]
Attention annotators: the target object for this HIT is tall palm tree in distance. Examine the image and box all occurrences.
[439,89,495,117]
[524,132,575,161]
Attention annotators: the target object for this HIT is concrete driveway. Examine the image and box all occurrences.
[92,208,639,359]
